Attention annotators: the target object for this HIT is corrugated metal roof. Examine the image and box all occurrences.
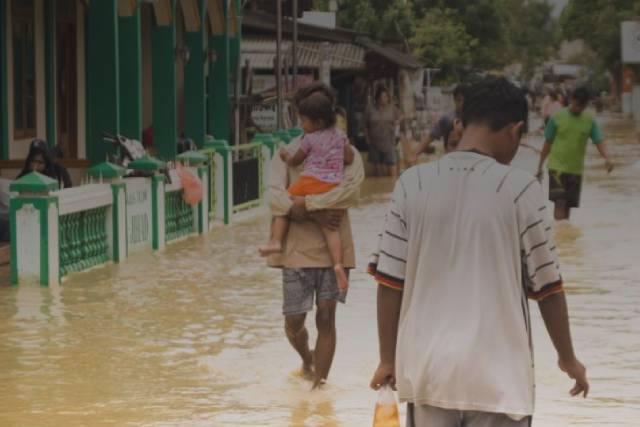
[358,39,423,70]
[242,38,366,71]
[243,11,360,44]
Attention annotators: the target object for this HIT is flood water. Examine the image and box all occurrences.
[1,115,639,426]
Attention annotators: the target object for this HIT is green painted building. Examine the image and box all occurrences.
[0,0,241,180]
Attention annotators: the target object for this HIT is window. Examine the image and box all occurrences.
[12,0,36,139]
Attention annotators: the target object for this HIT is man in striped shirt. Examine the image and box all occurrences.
[369,78,589,426]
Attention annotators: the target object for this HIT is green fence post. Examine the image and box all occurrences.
[197,164,209,233]
[177,150,208,233]
[203,138,231,224]
[9,173,60,286]
[274,130,291,145]
[249,137,270,208]
[87,162,127,262]
[128,155,166,250]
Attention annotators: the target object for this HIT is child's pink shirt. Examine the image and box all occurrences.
[299,128,347,184]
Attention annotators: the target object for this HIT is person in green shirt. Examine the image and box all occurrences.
[536,87,613,220]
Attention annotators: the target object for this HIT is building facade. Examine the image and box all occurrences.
[0,0,241,181]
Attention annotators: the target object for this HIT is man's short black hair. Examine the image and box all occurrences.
[453,84,467,98]
[461,77,528,132]
[571,87,591,105]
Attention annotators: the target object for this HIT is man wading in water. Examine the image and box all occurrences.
[266,84,364,389]
[536,87,614,220]
[370,78,589,426]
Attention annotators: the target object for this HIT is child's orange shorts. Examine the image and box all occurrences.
[288,175,339,196]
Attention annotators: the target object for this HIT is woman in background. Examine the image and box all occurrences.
[17,139,72,189]
[363,85,403,178]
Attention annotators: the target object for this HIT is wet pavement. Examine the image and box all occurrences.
[1,114,639,426]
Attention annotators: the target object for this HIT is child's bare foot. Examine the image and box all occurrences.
[258,240,283,257]
[334,264,349,292]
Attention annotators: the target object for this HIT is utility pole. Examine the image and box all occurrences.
[424,68,441,111]
[276,0,283,129]
[292,0,298,90]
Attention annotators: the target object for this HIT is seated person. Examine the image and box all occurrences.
[17,139,72,189]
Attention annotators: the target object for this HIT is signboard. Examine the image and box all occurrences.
[251,105,278,132]
[125,178,152,252]
[622,21,640,63]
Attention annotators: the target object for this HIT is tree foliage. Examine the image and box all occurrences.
[333,0,413,41]
[410,8,477,80]
[506,0,561,79]
[318,0,561,82]
[561,0,636,71]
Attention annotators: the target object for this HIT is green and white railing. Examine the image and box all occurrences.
[57,185,113,277]
[10,128,298,285]
[10,170,127,286]
[201,138,267,225]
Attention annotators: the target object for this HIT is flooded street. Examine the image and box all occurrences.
[1,115,639,426]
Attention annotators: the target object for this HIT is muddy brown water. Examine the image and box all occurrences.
[1,115,639,426]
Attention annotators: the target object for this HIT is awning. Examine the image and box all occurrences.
[358,39,423,70]
[242,38,366,71]
[243,11,423,70]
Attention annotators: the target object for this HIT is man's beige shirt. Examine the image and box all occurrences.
[267,139,364,269]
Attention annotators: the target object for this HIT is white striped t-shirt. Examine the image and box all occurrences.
[369,151,562,418]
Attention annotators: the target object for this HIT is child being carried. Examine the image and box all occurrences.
[259,86,354,292]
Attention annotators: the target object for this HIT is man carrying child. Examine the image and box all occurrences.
[265,83,364,389]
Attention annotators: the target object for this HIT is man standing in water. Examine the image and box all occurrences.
[267,86,365,389]
[536,87,614,220]
[412,84,467,162]
[370,78,589,426]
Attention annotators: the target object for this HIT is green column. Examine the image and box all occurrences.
[208,1,230,141]
[183,0,206,147]
[86,0,120,163]
[152,3,177,161]
[0,0,9,159]
[118,6,142,141]
[45,0,56,147]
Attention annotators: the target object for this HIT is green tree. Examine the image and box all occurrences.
[561,0,636,91]
[333,0,414,41]
[410,8,478,81]
[506,0,561,80]
[325,0,559,82]
[412,0,512,70]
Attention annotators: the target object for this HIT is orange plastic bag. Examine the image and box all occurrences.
[373,385,400,427]
[177,163,203,205]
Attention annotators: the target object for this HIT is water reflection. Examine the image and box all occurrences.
[0,116,639,426]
